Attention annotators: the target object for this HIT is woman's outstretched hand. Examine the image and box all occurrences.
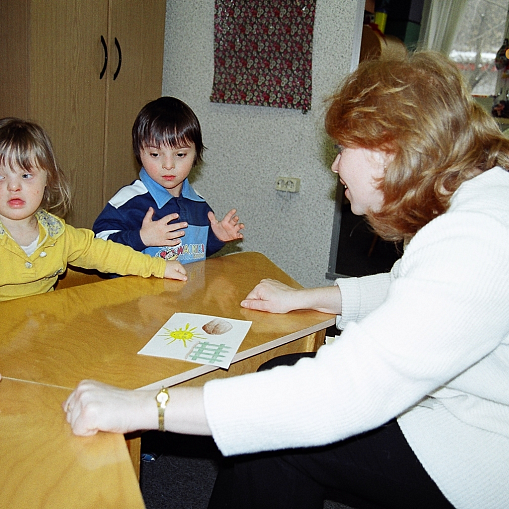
[63,380,156,436]
[241,279,343,315]
[240,279,301,314]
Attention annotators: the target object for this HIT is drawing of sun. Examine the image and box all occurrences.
[162,322,206,348]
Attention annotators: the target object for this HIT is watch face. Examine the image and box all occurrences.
[156,390,169,404]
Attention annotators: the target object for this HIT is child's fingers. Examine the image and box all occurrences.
[223,209,237,221]
[142,207,155,225]
[165,261,187,281]
[173,268,188,281]
[207,210,218,224]
[166,221,188,233]
[161,212,180,224]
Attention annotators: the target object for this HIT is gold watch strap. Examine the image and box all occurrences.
[155,387,170,432]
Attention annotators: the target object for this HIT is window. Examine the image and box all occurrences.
[448,0,509,98]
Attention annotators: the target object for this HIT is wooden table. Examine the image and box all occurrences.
[0,252,335,507]
[0,378,145,509]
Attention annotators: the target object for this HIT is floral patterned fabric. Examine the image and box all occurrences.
[210,0,316,113]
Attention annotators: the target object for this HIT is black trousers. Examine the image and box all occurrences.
[208,353,454,509]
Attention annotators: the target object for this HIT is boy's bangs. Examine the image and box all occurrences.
[147,129,194,150]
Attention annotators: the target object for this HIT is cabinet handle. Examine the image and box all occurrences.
[113,37,122,80]
[100,35,108,79]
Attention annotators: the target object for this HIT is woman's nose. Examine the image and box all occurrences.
[331,153,341,174]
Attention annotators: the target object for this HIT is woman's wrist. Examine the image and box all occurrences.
[164,387,212,436]
[131,387,210,436]
[130,390,160,431]
[299,286,342,315]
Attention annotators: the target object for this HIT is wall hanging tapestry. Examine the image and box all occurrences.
[210,0,317,113]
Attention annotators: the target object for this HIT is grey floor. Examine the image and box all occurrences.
[139,431,352,509]
[140,432,219,509]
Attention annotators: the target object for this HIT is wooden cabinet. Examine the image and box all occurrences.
[0,0,166,228]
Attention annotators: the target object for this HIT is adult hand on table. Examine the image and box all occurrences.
[240,279,302,313]
[241,278,343,315]
[63,380,156,436]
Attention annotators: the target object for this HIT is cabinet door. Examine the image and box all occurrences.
[29,1,110,228]
[102,0,166,203]
[0,0,110,228]
[0,0,30,117]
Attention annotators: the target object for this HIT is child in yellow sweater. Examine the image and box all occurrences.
[0,117,187,301]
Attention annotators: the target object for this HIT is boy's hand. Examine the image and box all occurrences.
[140,207,188,247]
[208,209,244,242]
[164,260,187,281]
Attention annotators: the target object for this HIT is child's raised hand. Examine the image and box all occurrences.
[140,207,188,247]
[164,260,187,281]
[208,209,244,242]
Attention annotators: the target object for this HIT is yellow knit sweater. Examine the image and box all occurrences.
[0,210,166,301]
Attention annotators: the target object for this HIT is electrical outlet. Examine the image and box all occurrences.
[275,177,300,193]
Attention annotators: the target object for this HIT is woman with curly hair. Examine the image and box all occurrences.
[64,51,509,509]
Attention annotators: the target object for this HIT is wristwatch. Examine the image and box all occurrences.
[155,387,170,432]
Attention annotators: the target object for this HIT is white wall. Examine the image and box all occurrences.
[163,0,360,288]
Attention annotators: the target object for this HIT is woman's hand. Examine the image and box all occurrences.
[241,279,303,313]
[63,380,157,436]
[64,381,211,437]
[241,279,343,315]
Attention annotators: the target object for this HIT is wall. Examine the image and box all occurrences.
[162,0,360,288]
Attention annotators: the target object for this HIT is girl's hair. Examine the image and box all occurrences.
[132,97,205,166]
[0,117,71,216]
[325,50,509,242]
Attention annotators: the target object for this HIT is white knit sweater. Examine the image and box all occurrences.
[204,167,509,508]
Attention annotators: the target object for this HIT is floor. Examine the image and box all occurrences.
[140,432,353,509]
[140,432,219,509]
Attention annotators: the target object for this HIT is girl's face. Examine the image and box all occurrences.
[331,147,386,215]
[0,163,47,225]
[140,143,197,198]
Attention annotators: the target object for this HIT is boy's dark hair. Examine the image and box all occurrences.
[132,97,204,166]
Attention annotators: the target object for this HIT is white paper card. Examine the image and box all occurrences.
[138,313,252,369]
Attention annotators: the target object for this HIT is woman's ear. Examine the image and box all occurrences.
[372,151,391,177]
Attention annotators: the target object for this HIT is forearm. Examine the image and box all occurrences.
[132,386,211,435]
[164,387,211,435]
[335,271,393,327]
[74,237,165,278]
[65,382,211,436]
[206,229,225,256]
[293,285,343,315]
[241,280,342,315]
[93,206,146,251]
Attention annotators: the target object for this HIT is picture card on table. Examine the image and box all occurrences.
[138,313,252,369]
